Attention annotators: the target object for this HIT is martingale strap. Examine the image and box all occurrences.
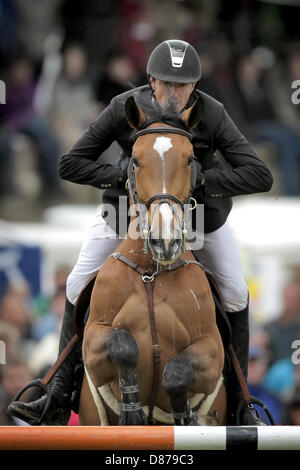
[110,251,204,423]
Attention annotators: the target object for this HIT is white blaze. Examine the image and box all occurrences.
[153,136,173,193]
[159,203,173,239]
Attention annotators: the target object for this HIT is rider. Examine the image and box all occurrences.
[8,40,273,425]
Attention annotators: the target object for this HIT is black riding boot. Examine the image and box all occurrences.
[226,304,266,425]
[8,298,80,425]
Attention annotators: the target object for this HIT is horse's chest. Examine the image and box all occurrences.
[154,281,202,315]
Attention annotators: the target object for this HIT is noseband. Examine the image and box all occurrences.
[127,126,197,255]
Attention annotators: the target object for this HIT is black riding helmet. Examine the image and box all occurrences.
[147,39,201,84]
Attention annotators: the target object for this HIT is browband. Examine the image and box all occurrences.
[132,126,193,142]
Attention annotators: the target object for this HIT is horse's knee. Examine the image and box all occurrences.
[107,328,138,369]
[83,326,108,365]
[162,356,195,397]
[192,353,221,395]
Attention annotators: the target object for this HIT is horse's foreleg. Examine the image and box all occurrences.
[106,328,148,425]
[162,354,197,425]
[162,337,223,425]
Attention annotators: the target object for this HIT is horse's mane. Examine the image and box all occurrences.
[134,89,190,132]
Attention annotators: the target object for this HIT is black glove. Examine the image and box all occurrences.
[117,155,130,188]
[191,159,205,191]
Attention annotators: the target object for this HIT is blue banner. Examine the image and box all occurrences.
[0,243,41,299]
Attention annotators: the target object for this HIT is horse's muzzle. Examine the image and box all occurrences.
[148,234,183,265]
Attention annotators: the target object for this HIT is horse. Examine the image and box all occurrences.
[78,94,227,426]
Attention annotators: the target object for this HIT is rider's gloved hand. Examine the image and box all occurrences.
[117,155,130,189]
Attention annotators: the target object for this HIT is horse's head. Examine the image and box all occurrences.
[125,94,202,265]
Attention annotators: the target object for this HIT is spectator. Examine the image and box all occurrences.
[33,264,71,317]
[285,46,300,123]
[269,44,300,133]
[0,319,22,361]
[0,290,32,336]
[93,52,141,109]
[284,388,300,425]
[247,345,283,424]
[0,55,64,201]
[281,365,300,424]
[264,279,300,365]
[0,0,18,63]
[28,332,59,381]
[31,287,66,341]
[0,127,15,197]
[48,43,99,152]
[0,287,36,358]
[0,357,33,425]
[92,52,142,172]
[233,49,300,196]
[263,357,295,399]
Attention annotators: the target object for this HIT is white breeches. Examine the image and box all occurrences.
[66,208,248,312]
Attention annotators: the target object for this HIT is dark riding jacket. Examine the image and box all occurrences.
[59,85,273,233]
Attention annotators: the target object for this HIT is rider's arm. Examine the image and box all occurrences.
[58,97,123,190]
[202,106,273,199]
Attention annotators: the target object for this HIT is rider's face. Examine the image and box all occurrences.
[149,76,195,111]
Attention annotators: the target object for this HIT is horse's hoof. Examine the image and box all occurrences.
[187,412,199,426]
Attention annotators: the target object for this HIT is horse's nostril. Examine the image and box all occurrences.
[169,239,181,250]
[149,236,164,248]
[149,234,182,260]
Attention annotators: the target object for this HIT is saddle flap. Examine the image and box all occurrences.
[201,271,232,351]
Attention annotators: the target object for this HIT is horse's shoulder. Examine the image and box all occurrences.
[96,257,132,279]
[173,261,211,293]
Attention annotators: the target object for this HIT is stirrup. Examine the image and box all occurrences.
[10,378,52,426]
[236,396,275,426]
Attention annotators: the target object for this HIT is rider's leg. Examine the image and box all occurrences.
[8,213,120,425]
[193,221,265,425]
[8,298,78,425]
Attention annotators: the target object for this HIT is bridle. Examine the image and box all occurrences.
[127,125,197,255]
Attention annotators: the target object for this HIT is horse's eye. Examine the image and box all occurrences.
[132,157,139,169]
[187,155,195,166]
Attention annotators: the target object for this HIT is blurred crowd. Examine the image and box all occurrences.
[0,0,300,425]
[0,0,299,207]
[0,265,71,425]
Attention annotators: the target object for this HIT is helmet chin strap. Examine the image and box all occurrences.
[181,86,198,112]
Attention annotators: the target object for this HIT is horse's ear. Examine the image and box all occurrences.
[181,98,202,129]
[125,96,146,129]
